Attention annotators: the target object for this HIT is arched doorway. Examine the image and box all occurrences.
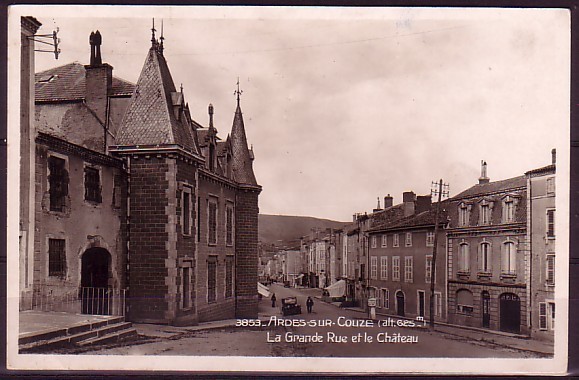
[482,291,491,328]
[396,291,405,317]
[499,293,520,333]
[81,248,111,315]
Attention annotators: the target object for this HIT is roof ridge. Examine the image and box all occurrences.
[35,61,83,76]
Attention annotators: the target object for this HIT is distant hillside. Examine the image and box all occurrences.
[258,214,348,246]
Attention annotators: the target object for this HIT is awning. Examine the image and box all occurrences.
[324,279,346,298]
[258,282,270,298]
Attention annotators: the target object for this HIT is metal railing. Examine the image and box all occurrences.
[26,285,126,316]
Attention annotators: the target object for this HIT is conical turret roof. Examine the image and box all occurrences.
[230,103,258,186]
[115,45,198,155]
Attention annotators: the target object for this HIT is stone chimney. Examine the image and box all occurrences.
[479,160,490,184]
[552,148,556,165]
[415,195,432,214]
[85,30,112,125]
[383,194,393,209]
[402,191,416,217]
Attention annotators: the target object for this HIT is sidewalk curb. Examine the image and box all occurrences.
[319,295,554,356]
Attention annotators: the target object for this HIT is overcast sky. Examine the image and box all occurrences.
[18,6,569,221]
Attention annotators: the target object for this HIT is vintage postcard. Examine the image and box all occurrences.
[6,5,570,374]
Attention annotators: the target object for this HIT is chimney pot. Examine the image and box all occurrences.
[551,148,556,165]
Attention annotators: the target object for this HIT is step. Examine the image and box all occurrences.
[19,315,125,345]
[77,328,138,347]
[19,318,130,353]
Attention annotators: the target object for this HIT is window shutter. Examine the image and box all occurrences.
[539,302,547,330]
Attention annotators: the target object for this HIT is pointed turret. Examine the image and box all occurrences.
[230,95,258,186]
[114,30,199,156]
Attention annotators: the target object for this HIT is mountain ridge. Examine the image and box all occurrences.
[258,213,348,246]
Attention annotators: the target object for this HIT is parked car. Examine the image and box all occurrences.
[281,297,302,316]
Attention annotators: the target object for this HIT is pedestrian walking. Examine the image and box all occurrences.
[306,296,314,313]
[271,293,277,308]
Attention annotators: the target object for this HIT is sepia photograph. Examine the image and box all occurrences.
[6,5,570,374]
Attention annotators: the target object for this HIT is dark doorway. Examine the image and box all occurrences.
[499,293,520,333]
[482,291,491,328]
[418,291,425,317]
[396,291,405,317]
[81,248,111,315]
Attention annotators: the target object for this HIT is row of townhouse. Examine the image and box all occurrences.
[301,157,556,341]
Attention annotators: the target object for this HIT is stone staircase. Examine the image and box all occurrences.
[19,315,137,353]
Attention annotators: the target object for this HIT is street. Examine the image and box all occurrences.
[86,284,543,358]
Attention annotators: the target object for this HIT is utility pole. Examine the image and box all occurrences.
[429,179,449,330]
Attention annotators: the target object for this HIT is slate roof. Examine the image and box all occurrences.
[229,104,258,186]
[451,175,526,200]
[115,46,198,154]
[369,204,405,230]
[35,62,134,102]
[369,207,449,233]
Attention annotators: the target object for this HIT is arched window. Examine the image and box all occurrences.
[458,243,470,272]
[480,242,491,273]
[502,241,516,275]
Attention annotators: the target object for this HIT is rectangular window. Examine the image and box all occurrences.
[404,256,413,283]
[197,197,201,242]
[481,204,490,225]
[392,256,400,281]
[426,232,435,247]
[380,256,388,280]
[503,201,514,223]
[371,235,377,249]
[549,302,555,330]
[360,263,366,281]
[539,302,547,330]
[226,205,234,246]
[207,257,217,302]
[547,209,555,238]
[425,255,433,283]
[370,256,378,279]
[393,234,400,247]
[546,177,555,194]
[48,156,68,212]
[208,200,218,245]
[182,190,191,235]
[381,235,387,247]
[182,267,190,309]
[382,288,390,309]
[405,232,412,247]
[112,174,122,208]
[459,205,469,227]
[84,166,102,203]
[225,256,234,298]
[434,291,442,317]
[48,238,66,277]
[546,254,555,285]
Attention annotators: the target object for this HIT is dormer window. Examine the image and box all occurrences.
[458,203,470,227]
[479,199,493,226]
[501,195,519,223]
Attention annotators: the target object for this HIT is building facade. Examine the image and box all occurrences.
[446,163,528,334]
[25,28,260,325]
[527,152,556,340]
[368,192,447,321]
